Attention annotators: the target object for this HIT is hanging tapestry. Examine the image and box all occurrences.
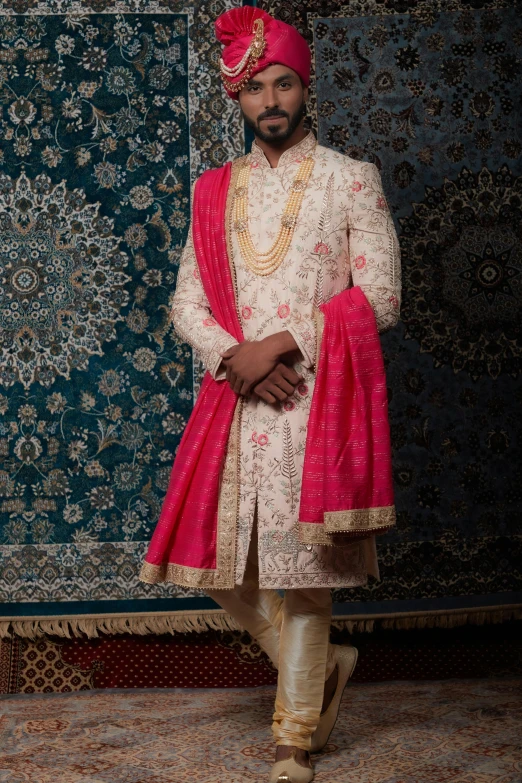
[2,0,521,637]
[255,0,522,629]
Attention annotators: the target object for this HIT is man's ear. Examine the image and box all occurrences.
[303,85,309,104]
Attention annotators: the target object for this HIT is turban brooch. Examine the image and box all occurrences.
[215,7,311,99]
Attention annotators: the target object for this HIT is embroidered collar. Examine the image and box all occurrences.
[250,130,317,169]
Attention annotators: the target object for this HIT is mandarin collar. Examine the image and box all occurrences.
[250,131,317,169]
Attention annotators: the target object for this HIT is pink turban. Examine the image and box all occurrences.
[215,7,311,100]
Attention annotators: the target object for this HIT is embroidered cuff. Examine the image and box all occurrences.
[208,335,239,381]
[283,318,316,370]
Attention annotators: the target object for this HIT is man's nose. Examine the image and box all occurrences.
[264,88,279,109]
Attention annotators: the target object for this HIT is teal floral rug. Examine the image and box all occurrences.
[0,0,245,633]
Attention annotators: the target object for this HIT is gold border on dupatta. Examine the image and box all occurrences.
[139,159,245,590]
[298,506,396,546]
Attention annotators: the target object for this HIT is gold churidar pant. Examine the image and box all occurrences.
[207,498,337,751]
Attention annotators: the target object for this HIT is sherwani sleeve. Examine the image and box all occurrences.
[280,313,317,371]
[348,162,402,332]
[170,190,239,381]
[284,163,401,371]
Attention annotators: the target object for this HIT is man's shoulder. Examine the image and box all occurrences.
[315,143,377,174]
[194,155,248,185]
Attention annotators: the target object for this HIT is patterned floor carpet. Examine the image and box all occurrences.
[1,678,521,782]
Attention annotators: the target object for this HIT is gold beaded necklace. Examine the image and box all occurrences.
[232,154,315,276]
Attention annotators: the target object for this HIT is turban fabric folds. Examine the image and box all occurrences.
[215,7,311,99]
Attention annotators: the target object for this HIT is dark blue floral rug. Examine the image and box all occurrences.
[258,0,522,622]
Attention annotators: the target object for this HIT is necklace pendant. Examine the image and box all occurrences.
[281,214,298,229]
[291,179,308,193]
[233,218,248,233]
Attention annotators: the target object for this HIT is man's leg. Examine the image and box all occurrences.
[207,497,339,768]
[206,498,284,668]
[272,585,333,765]
[207,498,337,682]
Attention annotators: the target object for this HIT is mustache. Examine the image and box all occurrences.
[257,109,289,122]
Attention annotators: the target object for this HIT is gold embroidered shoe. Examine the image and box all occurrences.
[268,748,315,783]
[310,644,358,753]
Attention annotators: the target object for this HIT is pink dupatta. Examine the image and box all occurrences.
[141,162,243,574]
[297,286,395,543]
[140,163,394,582]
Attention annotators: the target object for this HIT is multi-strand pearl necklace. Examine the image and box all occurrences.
[232,154,315,276]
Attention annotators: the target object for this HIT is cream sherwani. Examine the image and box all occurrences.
[170,131,401,589]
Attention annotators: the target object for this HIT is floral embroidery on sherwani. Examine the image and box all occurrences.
[170,131,401,589]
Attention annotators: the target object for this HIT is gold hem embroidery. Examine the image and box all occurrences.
[298,506,396,545]
[139,161,245,591]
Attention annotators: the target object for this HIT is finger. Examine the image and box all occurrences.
[257,389,276,404]
[240,381,251,396]
[272,376,295,395]
[233,376,244,395]
[267,382,288,402]
[279,364,303,385]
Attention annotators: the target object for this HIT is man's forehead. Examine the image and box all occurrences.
[246,65,299,86]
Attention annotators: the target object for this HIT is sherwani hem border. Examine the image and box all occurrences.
[313,306,325,375]
[297,506,396,544]
[139,161,246,591]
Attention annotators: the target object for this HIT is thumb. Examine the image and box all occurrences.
[221,343,241,357]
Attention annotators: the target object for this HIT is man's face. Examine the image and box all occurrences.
[238,64,308,144]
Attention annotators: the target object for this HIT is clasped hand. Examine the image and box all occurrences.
[220,341,303,404]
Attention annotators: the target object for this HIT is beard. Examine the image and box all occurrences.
[241,100,307,144]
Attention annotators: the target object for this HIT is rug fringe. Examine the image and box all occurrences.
[0,610,242,640]
[331,605,522,633]
[1,604,520,639]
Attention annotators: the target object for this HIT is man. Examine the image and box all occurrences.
[140,7,401,782]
